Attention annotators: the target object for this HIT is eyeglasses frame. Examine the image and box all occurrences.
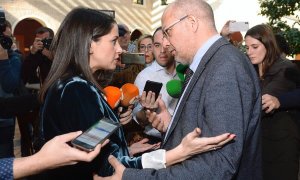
[162,15,189,39]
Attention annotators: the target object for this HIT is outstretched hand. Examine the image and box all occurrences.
[129,138,160,156]
[180,128,235,156]
[165,128,236,166]
[93,155,125,180]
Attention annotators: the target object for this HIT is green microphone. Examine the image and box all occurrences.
[166,79,183,98]
[176,64,189,82]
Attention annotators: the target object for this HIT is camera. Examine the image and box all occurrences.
[0,8,12,50]
[41,38,52,50]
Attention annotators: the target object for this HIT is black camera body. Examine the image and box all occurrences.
[41,38,52,50]
[0,8,12,50]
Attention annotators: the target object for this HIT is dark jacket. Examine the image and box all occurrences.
[22,52,52,84]
[0,51,22,125]
[260,57,300,180]
[40,76,141,180]
[261,57,298,97]
[123,38,262,179]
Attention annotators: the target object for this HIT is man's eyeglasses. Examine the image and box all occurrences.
[163,15,188,39]
[139,44,153,52]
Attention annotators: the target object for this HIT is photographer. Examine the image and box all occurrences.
[0,18,22,158]
[22,27,54,85]
[17,27,54,156]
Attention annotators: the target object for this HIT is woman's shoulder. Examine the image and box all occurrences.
[54,76,92,88]
[268,57,297,74]
[50,76,100,97]
[276,57,296,68]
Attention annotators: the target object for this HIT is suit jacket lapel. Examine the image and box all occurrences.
[162,38,230,147]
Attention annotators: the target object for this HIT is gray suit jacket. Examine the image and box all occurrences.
[123,38,262,180]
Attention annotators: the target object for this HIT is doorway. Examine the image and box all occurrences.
[13,18,44,56]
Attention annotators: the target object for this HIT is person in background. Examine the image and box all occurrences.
[132,27,178,145]
[18,27,54,156]
[0,20,22,159]
[128,29,143,53]
[22,27,54,85]
[109,34,154,87]
[259,32,297,114]
[114,23,131,72]
[136,34,155,66]
[118,24,131,51]
[245,24,300,180]
[220,20,244,49]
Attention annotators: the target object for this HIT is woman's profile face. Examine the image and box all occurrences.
[245,35,267,65]
[89,23,122,72]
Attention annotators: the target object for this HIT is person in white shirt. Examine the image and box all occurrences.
[133,27,178,139]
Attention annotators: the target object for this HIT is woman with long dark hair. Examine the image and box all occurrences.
[245,24,300,180]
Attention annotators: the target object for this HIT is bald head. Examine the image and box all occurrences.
[161,0,218,64]
[165,0,216,30]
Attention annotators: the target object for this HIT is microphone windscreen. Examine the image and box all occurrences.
[176,64,189,81]
[103,86,122,109]
[120,83,139,107]
[166,79,183,98]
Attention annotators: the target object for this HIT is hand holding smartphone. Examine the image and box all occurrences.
[71,117,120,152]
[229,21,249,32]
[143,80,163,100]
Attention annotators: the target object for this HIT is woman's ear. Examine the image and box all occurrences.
[89,43,94,54]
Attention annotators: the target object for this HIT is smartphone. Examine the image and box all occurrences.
[143,80,163,100]
[229,21,249,32]
[121,53,145,65]
[71,117,121,152]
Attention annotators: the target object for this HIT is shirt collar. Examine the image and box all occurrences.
[152,60,176,76]
[189,34,221,72]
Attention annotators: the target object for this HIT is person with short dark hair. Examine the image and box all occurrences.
[118,24,131,51]
[22,26,54,84]
[133,27,178,142]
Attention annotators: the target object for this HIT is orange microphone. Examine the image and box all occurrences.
[103,86,122,109]
[120,83,139,107]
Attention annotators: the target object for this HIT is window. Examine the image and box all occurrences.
[161,0,168,5]
[132,0,143,5]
